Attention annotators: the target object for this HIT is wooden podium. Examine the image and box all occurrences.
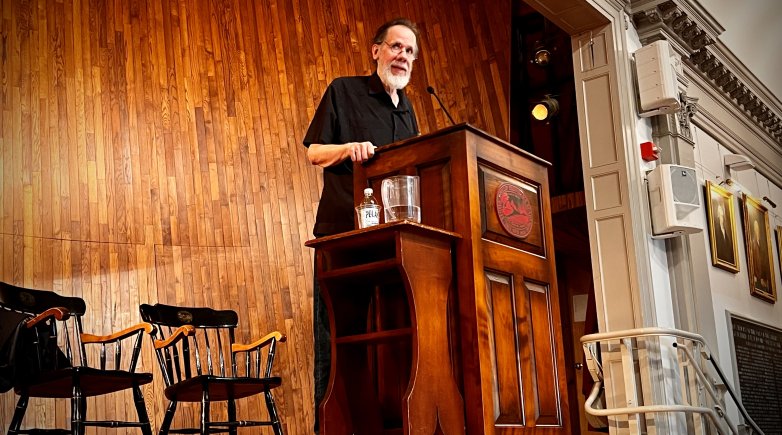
[353,124,571,435]
[306,221,465,434]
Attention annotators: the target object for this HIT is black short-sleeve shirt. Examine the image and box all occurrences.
[303,73,419,236]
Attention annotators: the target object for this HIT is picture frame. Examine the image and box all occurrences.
[741,194,777,303]
[778,226,782,281]
[705,181,739,272]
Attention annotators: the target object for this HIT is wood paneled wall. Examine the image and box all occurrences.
[0,0,511,432]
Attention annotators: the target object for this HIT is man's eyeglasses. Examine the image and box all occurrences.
[382,41,417,59]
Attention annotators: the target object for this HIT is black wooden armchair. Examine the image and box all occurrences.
[0,281,155,434]
[139,303,286,434]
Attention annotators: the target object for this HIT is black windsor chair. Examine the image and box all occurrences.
[0,281,155,435]
[139,303,286,434]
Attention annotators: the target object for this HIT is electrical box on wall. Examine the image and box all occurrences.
[635,40,681,117]
[647,164,703,237]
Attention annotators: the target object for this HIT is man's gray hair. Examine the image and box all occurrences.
[372,18,420,51]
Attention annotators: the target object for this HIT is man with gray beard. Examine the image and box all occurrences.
[302,18,421,432]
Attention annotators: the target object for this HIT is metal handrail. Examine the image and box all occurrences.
[671,344,738,434]
[580,327,761,435]
[674,343,764,435]
[584,380,734,435]
[581,326,707,344]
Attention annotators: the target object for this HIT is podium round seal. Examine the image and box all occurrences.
[495,182,533,239]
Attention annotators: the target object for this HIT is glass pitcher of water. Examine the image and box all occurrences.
[381,175,421,223]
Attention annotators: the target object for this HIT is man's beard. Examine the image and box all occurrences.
[379,62,411,90]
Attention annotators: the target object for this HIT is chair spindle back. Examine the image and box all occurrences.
[0,282,87,369]
[140,303,243,387]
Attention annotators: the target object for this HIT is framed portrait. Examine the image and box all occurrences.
[778,226,782,280]
[705,181,739,272]
[741,194,776,303]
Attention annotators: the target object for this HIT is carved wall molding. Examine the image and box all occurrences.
[688,47,782,143]
[631,0,718,53]
[677,91,698,142]
[631,0,782,145]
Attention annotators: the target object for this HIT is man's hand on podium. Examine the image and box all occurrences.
[347,141,376,162]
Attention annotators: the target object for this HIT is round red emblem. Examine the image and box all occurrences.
[495,183,533,239]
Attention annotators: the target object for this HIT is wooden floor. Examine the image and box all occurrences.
[0,0,511,432]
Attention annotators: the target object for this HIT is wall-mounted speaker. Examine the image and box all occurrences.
[635,40,681,117]
[647,164,703,236]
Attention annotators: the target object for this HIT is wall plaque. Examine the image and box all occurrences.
[730,316,782,434]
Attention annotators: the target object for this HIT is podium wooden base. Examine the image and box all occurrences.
[306,222,465,435]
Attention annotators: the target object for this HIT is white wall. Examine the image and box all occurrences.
[693,125,782,331]
[608,2,782,431]
[691,123,782,420]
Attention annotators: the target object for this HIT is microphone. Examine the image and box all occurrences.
[426,86,456,126]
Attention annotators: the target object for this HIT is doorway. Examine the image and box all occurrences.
[510,4,604,433]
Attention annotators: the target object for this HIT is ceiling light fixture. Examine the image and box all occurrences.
[531,95,559,121]
[532,44,552,67]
